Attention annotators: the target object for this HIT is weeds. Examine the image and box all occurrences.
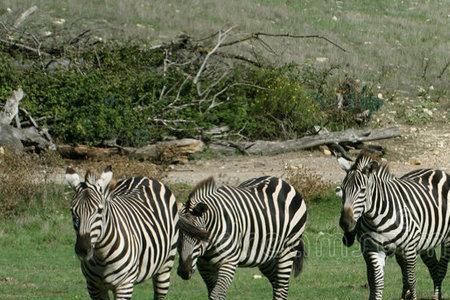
[0,149,65,217]
[285,165,333,202]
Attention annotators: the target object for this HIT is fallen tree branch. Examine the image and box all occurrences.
[59,139,204,163]
[193,27,234,95]
[0,37,50,57]
[217,127,400,155]
[221,32,346,52]
[14,5,38,28]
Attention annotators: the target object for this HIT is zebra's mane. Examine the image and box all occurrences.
[186,177,217,209]
[352,151,394,180]
[351,150,381,172]
[109,176,150,199]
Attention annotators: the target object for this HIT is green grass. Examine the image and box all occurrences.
[0,186,441,299]
[2,0,450,97]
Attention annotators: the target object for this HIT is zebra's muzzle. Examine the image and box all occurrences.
[339,208,356,233]
[177,265,194,280]
[75,234,93,260]
[177,256,195,280]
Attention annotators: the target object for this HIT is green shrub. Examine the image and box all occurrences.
[0,43,383,146]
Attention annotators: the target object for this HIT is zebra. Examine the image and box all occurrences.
[336,151,450,300]
[65,166,178,300]
[176,176,307,300]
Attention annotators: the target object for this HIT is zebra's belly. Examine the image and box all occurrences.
[82,257,140,287]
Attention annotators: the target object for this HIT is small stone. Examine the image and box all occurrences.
[377,93,383,99]
[253,274,262,279]
[423,108,433,116]
[53,18,66,25]
[316,57,329,63]
[332,15,338,21]
[409,158,421,165]
[0,147,4,155]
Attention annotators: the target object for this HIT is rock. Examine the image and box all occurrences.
[409,158,421,165]
[319,145,332,156]
[0,124,24,152]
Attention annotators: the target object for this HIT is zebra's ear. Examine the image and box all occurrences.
[97,165,113,191]
[337,156,353,172]
[192,202,208,217]
[65,167,80,188]
[362,161,379,175]
[85,170,96,185]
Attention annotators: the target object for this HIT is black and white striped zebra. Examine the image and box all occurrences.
[337,152,450,300]
[176,176,307,300]
[65,166,178,300]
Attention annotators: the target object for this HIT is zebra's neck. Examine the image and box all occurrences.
[91,201,115,262]
[364,176,396,226]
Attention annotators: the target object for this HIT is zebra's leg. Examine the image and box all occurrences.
[153,266,173,300]
[112,282,134,300]
[87,282,110,300]
[363,251,386,300]
[260,257,295,300]
[198,262,218,297]
[420,249,441,300]
[396,253,411,299]
[431,243,450,300]
[208,262,237,300]
[403,250,418,300]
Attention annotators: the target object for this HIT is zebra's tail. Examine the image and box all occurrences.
[292,237,306,278]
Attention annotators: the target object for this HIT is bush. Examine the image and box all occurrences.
[0,42,383,147]
[285,165,332,202]
[0,149,65,217]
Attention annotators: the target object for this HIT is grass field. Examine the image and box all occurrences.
[0,185,440,300]
[2,0,450,96]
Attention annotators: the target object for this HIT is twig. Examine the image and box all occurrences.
[159,49,170,101]
[0,37,50,57]
[221,32,346,52]
[421,57,430,79]
[193,27,234,95]
[69,29,91,45]
[215,52,262,67]
[438,60,450,79]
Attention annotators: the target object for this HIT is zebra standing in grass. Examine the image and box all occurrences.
[65,166,178,300]
[336,151,450,300]
[177,176,307,300]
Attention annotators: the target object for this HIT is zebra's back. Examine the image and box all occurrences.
[208,177,307,267]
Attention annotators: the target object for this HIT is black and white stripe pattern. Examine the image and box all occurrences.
[66,166,178,300]
[177,176,307,300]
[337,153,450,300]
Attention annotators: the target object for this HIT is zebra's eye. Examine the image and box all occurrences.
[72,214,80,230]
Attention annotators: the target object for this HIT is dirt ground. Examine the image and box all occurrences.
[46,123,450,187]
[165,124,450,186]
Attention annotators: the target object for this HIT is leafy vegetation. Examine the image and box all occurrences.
[0,44,382,147]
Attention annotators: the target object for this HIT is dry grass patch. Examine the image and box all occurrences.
[0,149,64,217]
[285,165,333,202]
[67,156,165,181]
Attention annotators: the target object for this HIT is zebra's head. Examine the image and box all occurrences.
[337,152,380,245]
[177,177,214,280]
[177,204,209,280]
[65,166,113,261]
